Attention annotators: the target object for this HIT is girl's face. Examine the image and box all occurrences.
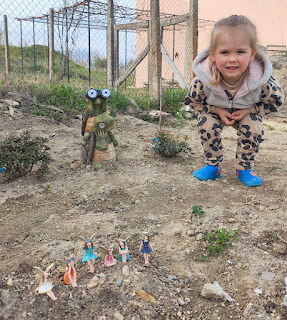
[119,241,124,248]
[144,235,148,241]
[87,241,91,247]
[210,27,256,86]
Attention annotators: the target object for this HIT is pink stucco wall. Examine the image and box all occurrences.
[135,0,287,88]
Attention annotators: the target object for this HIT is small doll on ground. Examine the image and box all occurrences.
[185,15,284,187]
[80,234,98,273]
[117,239,131,263]
[57,258,78,287]
[139,234,153,266]
[103,248,117,267]
[33,263,57,301]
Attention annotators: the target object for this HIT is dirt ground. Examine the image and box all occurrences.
[0,60,287,319]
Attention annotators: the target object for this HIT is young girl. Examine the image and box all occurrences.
[117,240,131,263]
[185,15,284,187]
[139,235,152,266]
[82,240,98,273]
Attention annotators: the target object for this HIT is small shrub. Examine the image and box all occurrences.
[153,130,191,158]
[0,131,51,180]
[192,205,205,216]
[199,228,237,261]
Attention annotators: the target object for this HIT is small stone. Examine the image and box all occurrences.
[167,275,173,281]
[255,288,263,294]
[201,283,223,300]
[178,298,185,306]
[122,265,129,276]
[272,243,286,255]
[73,200,81,205]
[1,289,10,305]
[87,276,99,289]
[7,278,13,286]
[114,312,124,320]
[261,272,276,281]
[115,279,123,287]
[196,233,203,241]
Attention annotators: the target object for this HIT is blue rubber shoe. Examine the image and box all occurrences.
[236,170,262,187]
[193,165,222,181]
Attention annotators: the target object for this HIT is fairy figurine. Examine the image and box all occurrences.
[117,238,130,263]
[33,263,57,301]
[102,247,117,267]
[79,233,98,273]
[139,234,153,266]
[57,258,78,287]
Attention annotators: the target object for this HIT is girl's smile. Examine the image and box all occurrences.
[210,27,256,86]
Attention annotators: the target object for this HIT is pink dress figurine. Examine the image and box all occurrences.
[104,248,117,267]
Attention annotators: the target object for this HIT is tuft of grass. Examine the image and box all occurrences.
[263,123,275,130]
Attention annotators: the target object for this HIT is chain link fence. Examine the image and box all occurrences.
[1,0,214,92]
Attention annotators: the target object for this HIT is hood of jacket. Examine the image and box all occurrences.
[192,47,273,100]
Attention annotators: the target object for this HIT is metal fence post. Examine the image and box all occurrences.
[4,15,10,78]
[49,8,54,82]
[32,17,36,81]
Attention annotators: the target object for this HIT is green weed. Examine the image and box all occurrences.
[199,228,237,260]
[153,130,191,158]
[192,205,205,216]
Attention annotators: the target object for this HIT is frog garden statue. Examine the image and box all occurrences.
[81,88,118,170]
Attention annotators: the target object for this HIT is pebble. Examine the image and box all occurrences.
[87,276,99,289]
[167,275,174,281]
[261,272,276,281]
[122,265,129,277]
[114,312,124,320]
[7,278,13,286]
[195,233,203,241]
[115,279,123,287]
[73,200,81,205]
[255,288,263,294]
[1,289,10,305]
[178,298,185,306]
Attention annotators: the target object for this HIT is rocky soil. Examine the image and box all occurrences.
[0,56,287,320]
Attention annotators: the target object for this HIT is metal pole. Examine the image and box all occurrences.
[47,15,49,72]
[189,0,198,82]
[124,30,127,90]
[88,1,91,86]
[65,8,70,83]
[49,8,54,82]
[20,20,24,76]
[32,17,36,81]
[172,23,175,85]
[4,15,10,78]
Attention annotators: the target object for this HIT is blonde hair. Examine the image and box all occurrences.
[209,15,258,85]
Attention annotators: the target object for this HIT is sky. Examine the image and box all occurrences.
[0,0,137,63]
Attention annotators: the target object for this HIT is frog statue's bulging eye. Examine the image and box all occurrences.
[99,123,105,129]
[101,88,111,98]
[86,88,97,99]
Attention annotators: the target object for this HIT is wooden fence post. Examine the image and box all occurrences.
[107,0,115,88]
[150,0,161,101]
[49,9,54,82]
[4,15,10,78]
[189,0,198,82]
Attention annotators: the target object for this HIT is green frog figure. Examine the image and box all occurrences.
[81,88,118,170]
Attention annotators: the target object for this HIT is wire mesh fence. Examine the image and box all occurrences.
[0,0,215,93]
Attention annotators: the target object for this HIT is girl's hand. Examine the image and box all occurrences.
[214,107,235,126]
[231,108,251,121]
